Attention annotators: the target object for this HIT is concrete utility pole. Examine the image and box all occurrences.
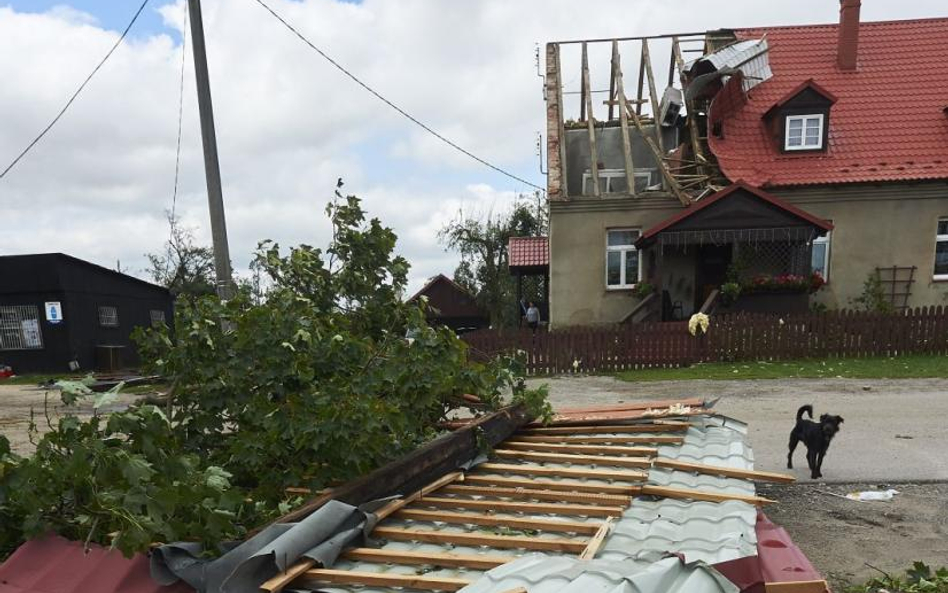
[187,0,235,299]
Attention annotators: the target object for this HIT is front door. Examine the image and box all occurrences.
[694,244,732,311]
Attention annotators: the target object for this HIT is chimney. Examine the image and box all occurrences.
[837,0,861,71]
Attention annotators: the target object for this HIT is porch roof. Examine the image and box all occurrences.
[635,181,832,248]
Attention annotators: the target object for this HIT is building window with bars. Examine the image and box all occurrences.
[811,232,831,281]
[935,219,948,280]
[606,229,641,289]
[149,309,167,327]
[0,305,44,350]
[98,306,119,328]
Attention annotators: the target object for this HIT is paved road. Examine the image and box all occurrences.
[530,375,948,483]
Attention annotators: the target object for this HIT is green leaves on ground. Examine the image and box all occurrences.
[847,562,948,593]
[0,188,547,559]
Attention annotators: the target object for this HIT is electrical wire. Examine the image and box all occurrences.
[0,0,151,180]
[170,1,189,227]
[250,0,544,192]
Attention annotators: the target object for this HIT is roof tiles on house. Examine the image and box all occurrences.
[508,236,549,268]
[708,18,948,187]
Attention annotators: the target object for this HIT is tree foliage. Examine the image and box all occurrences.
[0,189,548,560]
[146,211,217,299]
[440,194,546,327]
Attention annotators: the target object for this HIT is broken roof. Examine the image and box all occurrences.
[709,17,948,187]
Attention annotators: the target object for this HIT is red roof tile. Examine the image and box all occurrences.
[0,536,193,593]
[709,17,948,187]
[508,236,549,268]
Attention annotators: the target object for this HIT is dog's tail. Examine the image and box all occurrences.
[796,404,813,420]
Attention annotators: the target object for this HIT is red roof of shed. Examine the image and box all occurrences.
[709,17,948,187]
[508,236,549,268]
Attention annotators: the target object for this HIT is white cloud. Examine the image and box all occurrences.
[1,0,945,291]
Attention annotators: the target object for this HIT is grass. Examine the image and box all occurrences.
[0,374,65,386]
[614,353,948,382]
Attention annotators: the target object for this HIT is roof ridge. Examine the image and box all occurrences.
[737,15,948,33]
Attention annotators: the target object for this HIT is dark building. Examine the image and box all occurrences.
[0,253,173,373]
[408,274,489,334]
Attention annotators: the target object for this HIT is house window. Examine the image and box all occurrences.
[150,309,167,327]
[935,219,948,279]
[583,169,656,195]
[0,305,43,350]
[98,306,119,328]
[785,114,824,150]
[811,232,831,280]
[606,229,641,289]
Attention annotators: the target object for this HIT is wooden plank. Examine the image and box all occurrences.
[608,41,618,121]
[641,39,663,154]
[653,459,796,484]
[582,42,601,197]
[765,580,830,593]
[395,508,602,535]
[475,462,648,482]
[518,422,690,435]
[463,474,641,495]
[439,484,631,506]
[301,569,472,592]
[514,435,685,445]
[494,449,652,469]
[414,496,624,517]
[373,527,588,553]
[640,484,775,506]
[627,108,690,205]
[261,471,465,593]
[579,516,615,560]
[502,440,659,457]
[672,36,705,177]
[612,40,636,196]
[342,547,514,570]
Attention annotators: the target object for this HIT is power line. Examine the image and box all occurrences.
[250,0,544,192]
[171,0,189,226]
[0,0,151,180]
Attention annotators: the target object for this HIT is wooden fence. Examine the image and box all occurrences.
[462,307,948,375]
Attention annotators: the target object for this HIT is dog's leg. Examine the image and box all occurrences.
[806,449,818,479]
[815,449,825,479]
[787,432,799,469]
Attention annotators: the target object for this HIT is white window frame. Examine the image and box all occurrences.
[605,229,642,290]
[150,309,167,327]
[812,232,831,281]
[934,218,948,280]
[98,305,119,328]
[583,169,655,195]
[785,114,824,151]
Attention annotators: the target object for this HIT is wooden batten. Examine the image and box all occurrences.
[439,483,631,506]
[463,474,641,495]
[301,569,472,592]
[373,526,588,553]
[395,508,603,535]
[581,42,601,197]
[518,422,690,435]
[342,548,514,571]
[413,496,624,518]
[641,38,663,154]
[474,462,648,482]
[494,449,652,469]
[653,459,796,484]
[514,435,685,445]
[579,516,615,560]
[502,441,659,457]
[764,580,830,593]
[641,484,775,506]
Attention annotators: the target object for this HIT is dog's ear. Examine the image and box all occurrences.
[836,416,844,424]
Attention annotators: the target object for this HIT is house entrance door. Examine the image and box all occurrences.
[694,244,732,311]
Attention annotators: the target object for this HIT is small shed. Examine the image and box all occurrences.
[0,253,173,374]
[409,274,489,334]
[509,236,549,326]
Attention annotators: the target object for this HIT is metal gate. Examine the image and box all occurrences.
[0,305,43,350]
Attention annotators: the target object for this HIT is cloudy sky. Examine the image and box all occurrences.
[1,0,944,294]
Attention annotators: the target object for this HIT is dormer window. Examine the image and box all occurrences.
[763,78,837,155]
[785,114,824,150]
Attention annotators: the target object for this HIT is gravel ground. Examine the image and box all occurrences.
[0,383,139,454]
[530,374,948,587]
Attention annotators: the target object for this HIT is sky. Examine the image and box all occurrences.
[1,0,945,295]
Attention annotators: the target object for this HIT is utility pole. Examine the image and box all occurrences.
[187,0,235,299]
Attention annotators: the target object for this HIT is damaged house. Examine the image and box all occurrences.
[544,1,948,326]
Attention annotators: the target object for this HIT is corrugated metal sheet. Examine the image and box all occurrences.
[686,39,772,93]
[457,554,740,593]
[0,536,192,593]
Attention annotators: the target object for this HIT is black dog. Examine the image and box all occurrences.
[787,404,844,479]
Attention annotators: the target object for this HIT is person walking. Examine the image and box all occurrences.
[525,301,540,333]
